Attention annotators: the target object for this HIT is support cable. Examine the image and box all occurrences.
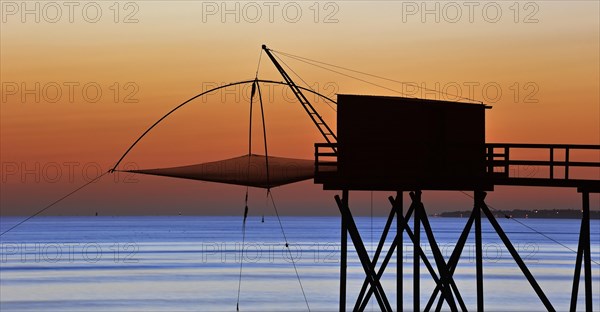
[0,171,109,236]
[272,53,337,113]
[269,190,311,311]
[459,191,599,265]
[255,48,263,78]
[272,49,483,104]
[276,51,409,99]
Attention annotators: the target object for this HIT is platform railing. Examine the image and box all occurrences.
[315,143,338,178]
[316,142,600,187]
[486,143,600,183]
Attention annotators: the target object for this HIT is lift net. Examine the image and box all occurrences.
[126,154,316,188]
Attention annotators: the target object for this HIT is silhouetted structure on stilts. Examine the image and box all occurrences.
[115,45,599,311]
[313,93,598,311]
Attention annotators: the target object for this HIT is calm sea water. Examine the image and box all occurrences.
[0,216,598,311]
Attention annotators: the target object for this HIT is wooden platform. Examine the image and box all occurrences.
[315,143,600,192]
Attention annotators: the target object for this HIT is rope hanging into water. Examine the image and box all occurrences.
[236,79,257,311]
[237,49,263,309]
[259,74,310,310]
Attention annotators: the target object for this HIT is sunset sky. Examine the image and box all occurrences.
[1,1,599,216]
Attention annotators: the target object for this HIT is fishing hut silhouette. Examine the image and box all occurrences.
[314,95,599,311]
[109,45,599,311]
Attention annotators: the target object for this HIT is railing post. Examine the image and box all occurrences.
[504,147,510,176]
[565,148,570,180]
[487,146,494,175]
[549,147,554,179]
[315,144,319,175]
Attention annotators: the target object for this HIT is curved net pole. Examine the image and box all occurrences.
[110,79,337,172]
[257,81,270,189]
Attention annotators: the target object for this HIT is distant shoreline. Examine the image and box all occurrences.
[434,209,600,219]
[1,211,598,219]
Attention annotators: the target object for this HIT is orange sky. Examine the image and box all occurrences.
[1,1,599,216]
